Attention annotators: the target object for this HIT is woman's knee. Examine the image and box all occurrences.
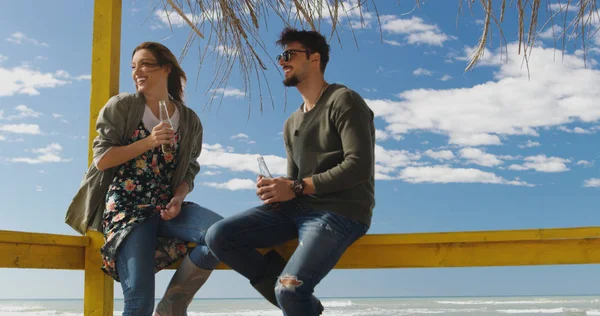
[121,277,155,315]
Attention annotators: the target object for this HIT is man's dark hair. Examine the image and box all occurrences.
[276,27,330,73]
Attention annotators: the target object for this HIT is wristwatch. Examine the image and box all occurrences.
[291,179,304,197]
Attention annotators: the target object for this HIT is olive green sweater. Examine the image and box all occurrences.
[283,84,375,227]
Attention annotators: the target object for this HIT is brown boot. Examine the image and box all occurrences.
[250,250,286,307]
[154,256,212,316]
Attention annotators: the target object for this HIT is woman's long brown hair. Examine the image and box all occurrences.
[133,42,187,103]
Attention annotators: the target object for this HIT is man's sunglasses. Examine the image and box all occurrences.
[276,49,310,62]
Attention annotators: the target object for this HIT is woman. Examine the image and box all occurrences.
[65,42,222,316]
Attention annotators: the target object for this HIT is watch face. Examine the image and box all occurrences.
[293,180,303,195]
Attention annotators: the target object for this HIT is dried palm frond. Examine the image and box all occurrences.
[158,0,600,112]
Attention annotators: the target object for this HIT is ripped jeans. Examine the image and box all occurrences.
[205,201,368,316]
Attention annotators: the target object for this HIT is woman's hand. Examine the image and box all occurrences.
[161,196,182,220]
[145,122,174,149]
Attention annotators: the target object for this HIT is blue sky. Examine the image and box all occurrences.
[1,0,600,299]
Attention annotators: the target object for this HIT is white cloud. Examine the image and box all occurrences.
[558,126,594,134]
[0,54,7,63]
[508,155,570,172]
[6,32,49,47]
[203,170,221,176]
[439,75,452,81]
[201,178,255,190]
[381,16,450,46]
[399,166,532,186]
[383,40,402,46]
[549,3,580,12]
[539,25,564,40]
[0,124,42,134]
[52,113,63,118]
[375,129,389,141]
[9,143,71,164]
[450,133,502,146]
[231,133,249,140]
[413,68,433,76]
[459,148,503,167]
[583,178,600,187]
[519,140,541,148]
[2,105,42,121]
[153,10,202,28]
[577,160,592,167]
[212,87,245,99]
[291,0,374,29]
[424,149,455,161]
[0,66,72,96]
[231,133,256,144]
[366,43,600,147]
[0,134,5,141]
[375,145,422,180]
[36,185,43,192]
[198,143,287,176]
[213,45,238,57]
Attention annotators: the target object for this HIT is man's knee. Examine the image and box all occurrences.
[205,220,230,253]
[275,274,305,305]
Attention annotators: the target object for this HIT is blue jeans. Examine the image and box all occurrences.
[116,202,223,316]
[205,200,368,316]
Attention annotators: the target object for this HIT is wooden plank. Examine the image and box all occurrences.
[5,235,599,270]
[178,237,600,270]
[0,230,89,247]
[86,0,121,314]
[85,231,113,316]
[0,242,84,269]
[334,238,600,268]
[88,0,122,164]
[354,226,600,245]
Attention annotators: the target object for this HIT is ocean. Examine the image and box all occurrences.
[1,296,599,315]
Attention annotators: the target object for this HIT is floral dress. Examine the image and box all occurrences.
[100,121,188,281]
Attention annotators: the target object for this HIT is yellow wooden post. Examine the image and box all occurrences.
[85,0,122,315]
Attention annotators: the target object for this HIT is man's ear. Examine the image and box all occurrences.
[311,52,321,64]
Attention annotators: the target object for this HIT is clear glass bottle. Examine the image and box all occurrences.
[159,100,176,154]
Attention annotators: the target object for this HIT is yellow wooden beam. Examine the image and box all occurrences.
[0,230,89,247]
[88,0,122,164]
[3,227,600,270]
[264,238,600,269]
[353,226,600,245]
[85,231,113,316]
[87,0,122,314]
[0,242,84,269]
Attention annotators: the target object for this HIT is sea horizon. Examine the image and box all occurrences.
[2,295,600,315]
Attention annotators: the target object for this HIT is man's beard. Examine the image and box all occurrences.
[283,74,300,87]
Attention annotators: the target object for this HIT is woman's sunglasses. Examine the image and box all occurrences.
[276,49,310,62]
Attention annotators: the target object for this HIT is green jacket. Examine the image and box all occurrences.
[65,92,203,235]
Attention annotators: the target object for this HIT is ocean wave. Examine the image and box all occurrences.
[323,300,353,307]
[0,305,45,312]
[436,298,598,305]
[498,308,585,314]
[0,312,82,316]
[587,311,600,316]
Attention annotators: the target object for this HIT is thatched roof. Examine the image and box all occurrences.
[161,0,599,109]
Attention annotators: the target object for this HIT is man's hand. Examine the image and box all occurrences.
[161,196,183,220]
[256,176,295,204]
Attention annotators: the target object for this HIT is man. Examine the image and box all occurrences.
[205,27,375,316]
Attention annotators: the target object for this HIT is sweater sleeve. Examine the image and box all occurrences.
[92,94,131,167]
[312,90,375,194]
[283,118,299,179]
[182,115,203,192]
